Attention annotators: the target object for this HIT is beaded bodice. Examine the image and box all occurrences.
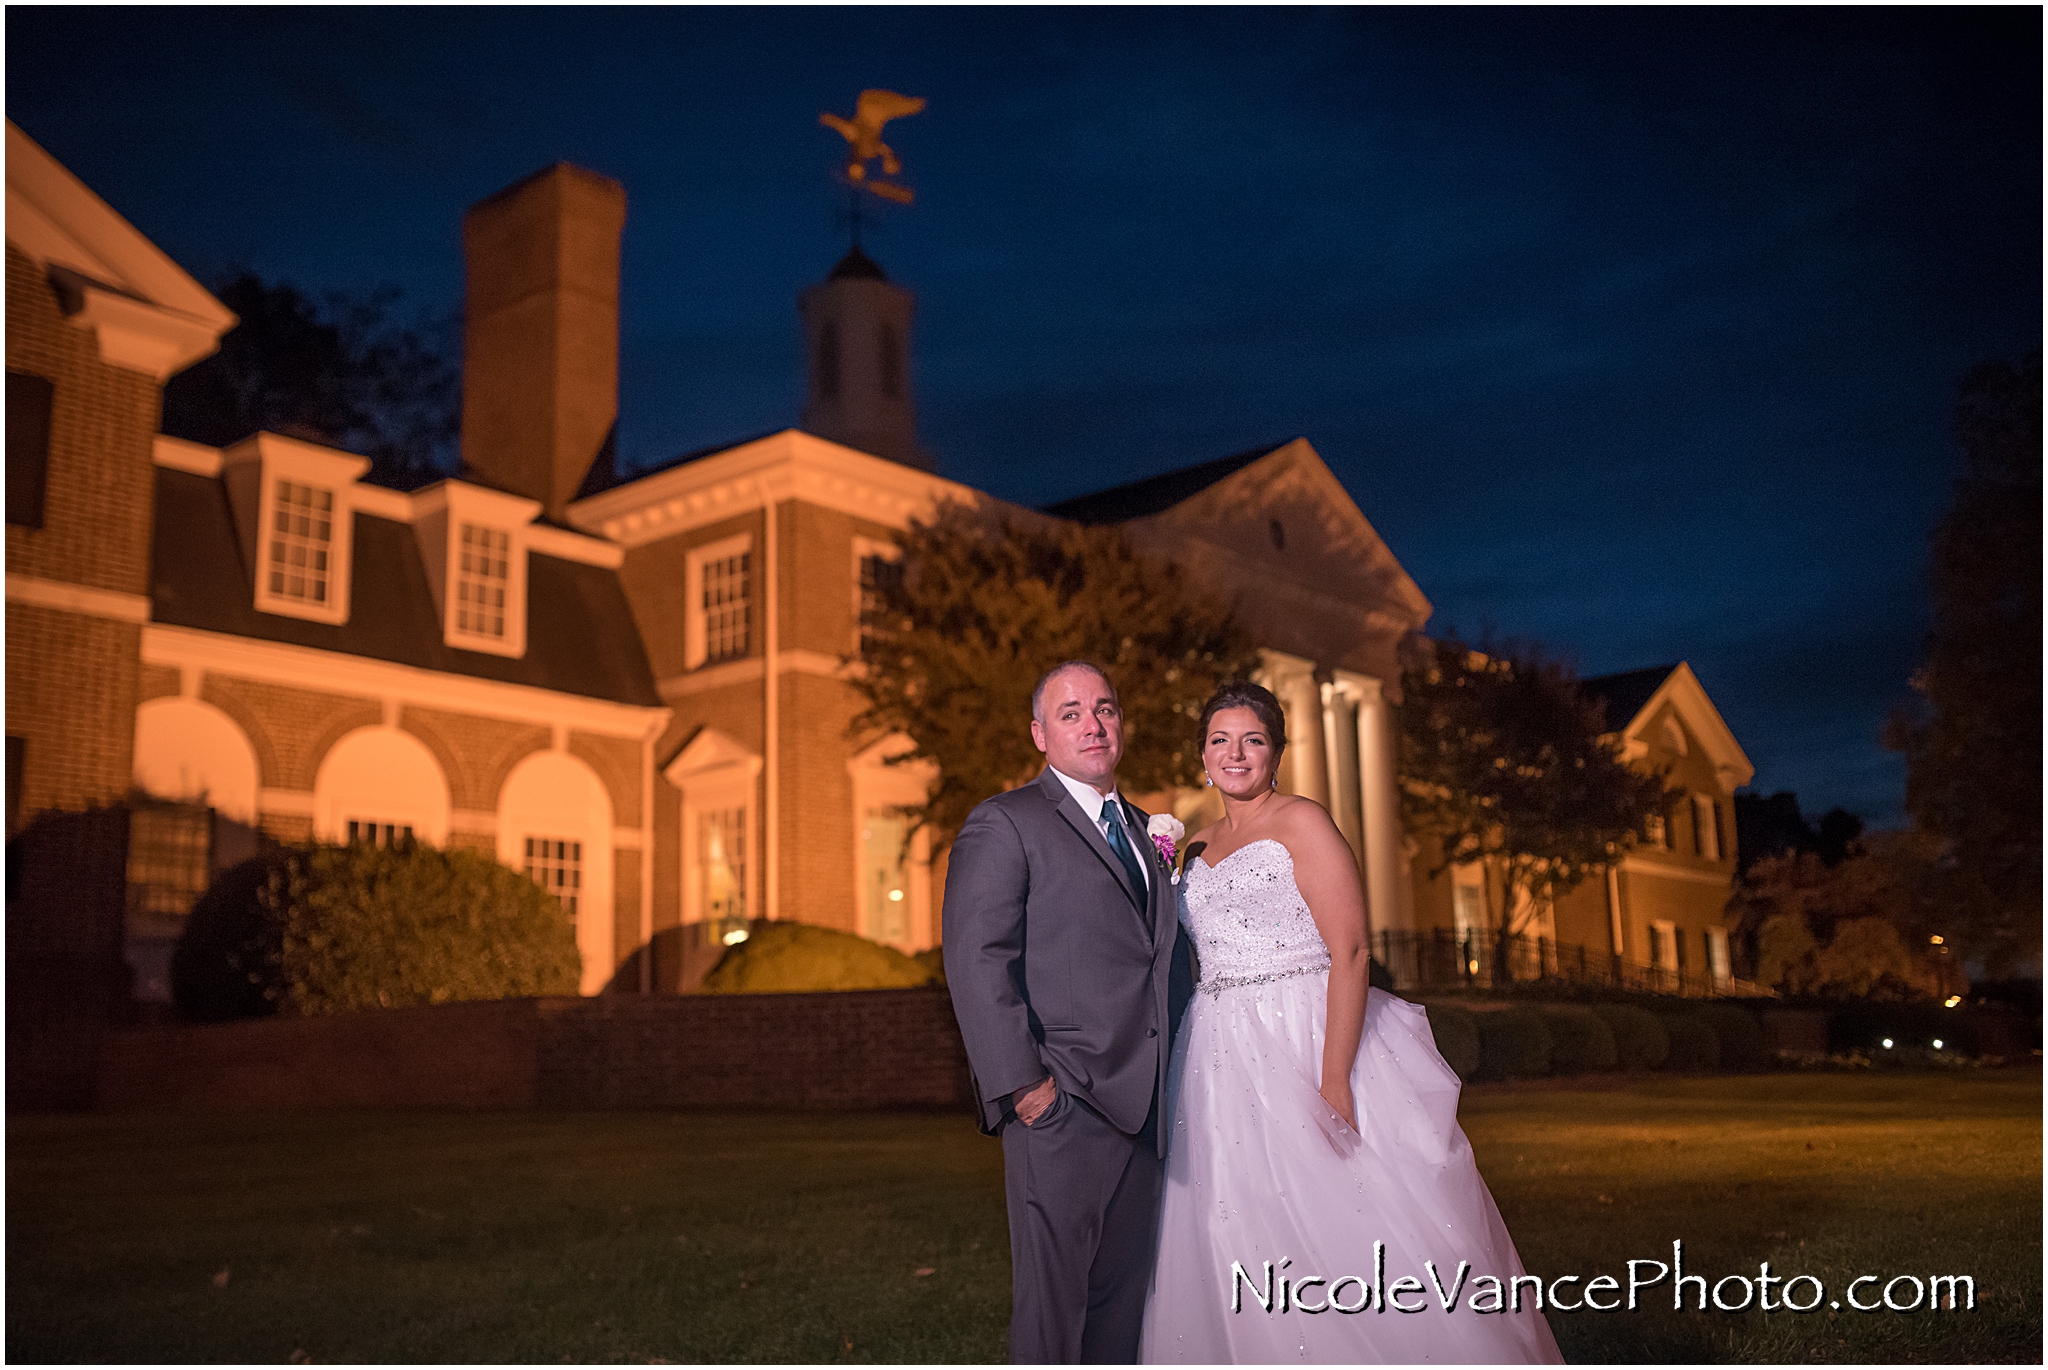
[1179,838,1331,991]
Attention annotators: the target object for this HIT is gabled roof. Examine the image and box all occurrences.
[150,468,660,706]
[1041,443,1282,525]
[6,121,234,377]
[1586,661,1755,788]
[1580,664,1680,733]
[573,429,784,500]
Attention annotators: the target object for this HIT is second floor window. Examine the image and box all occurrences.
[269,480,334,605]
[701,550,751,664]
[455,523,510,639]
[858,551,903,658]
[1693,793,1721,860]
[346,819,413,848]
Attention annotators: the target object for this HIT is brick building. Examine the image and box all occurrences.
[11,128,1747,1000]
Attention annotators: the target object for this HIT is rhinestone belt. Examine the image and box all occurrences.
[1197,961,1331,995]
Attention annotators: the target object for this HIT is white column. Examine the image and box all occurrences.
[1324,679,1365,867]
[1259,651,1327,805]
[1348,672,1413,934]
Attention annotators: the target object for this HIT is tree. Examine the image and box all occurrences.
[1397,636,1668,981]
[849,501,1261,848]
[1733,790,1864,875]
[161,273,460,490]
[1886,353,2042,972]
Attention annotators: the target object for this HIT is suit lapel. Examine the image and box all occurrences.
[1038,769,1145,911]
[1123,797,1175,945]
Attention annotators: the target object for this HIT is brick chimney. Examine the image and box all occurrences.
[460,163,626,522]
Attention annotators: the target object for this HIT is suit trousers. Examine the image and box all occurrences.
[1001,1087,1163,1364]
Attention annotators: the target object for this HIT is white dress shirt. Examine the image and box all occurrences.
[1048,764,1149,893]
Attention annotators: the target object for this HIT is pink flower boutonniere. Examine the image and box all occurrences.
[1148,814,1186,885]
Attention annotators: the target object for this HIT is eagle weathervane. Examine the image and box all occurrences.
[821,88,926,210]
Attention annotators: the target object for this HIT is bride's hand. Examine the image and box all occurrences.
[1320,1082,1357,1132]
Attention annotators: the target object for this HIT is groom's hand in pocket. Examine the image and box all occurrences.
[1014,1074,1057,1126]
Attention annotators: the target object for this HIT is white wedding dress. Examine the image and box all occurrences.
[1139,839,1563,1364]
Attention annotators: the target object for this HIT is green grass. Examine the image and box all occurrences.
[7,1070,2038,1363]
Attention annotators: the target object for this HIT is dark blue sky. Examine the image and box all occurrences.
[9,7,2039,826]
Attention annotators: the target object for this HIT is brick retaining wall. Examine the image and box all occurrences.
[92,987,972,1113]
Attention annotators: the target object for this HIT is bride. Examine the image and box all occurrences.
[1139,682,1562,1364]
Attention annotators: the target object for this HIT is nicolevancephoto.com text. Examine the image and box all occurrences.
[1230,1241,1976,1317]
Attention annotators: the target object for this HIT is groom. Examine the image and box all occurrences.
[944,660,1190,1364]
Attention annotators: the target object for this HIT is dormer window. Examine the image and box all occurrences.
[268,480,335,606]
[225,433,367,626]
[455,523,511,639]
[412,481,536,659]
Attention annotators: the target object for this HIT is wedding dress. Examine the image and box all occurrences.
[1139,838,1563,1364]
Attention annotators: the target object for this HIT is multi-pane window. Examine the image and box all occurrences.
[701,551,751,664]
[455,523,510,639]
[858,551,902,658]
[861,811,910,945]
[346,819,413,848]
[268,480,334,605]
[701,806,748,939]
[125,804,212,924]
[524,836,582,925]
[1644,813,1667,849]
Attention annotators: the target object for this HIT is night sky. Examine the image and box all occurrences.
[8,8,2039,827]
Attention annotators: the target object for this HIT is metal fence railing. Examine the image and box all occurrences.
[1372,927,1771,1000]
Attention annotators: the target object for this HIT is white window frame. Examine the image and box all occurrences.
[1705,925,1731,985]
[225,434,368,626]
[849,733,936,952]
[664,727,763,933]
[411,480,537,659]
[1644,812,1667,849]
[523,835,584,924]
[1648,918,1678,971]
[684,533,755,670]
[851,535,903,658]
[1693,793,1721,860]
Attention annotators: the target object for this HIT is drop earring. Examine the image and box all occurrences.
[1203,773,1213,787]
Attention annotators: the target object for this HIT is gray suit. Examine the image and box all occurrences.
[943,767,1192,1363]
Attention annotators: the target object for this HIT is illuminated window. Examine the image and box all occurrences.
[524,836,582,925]
[126,803,212,925]
[701,806,748,943]
[345,819,413,848]
[857,548,903,658]
[455,523,510,639]
[268,480,334,605]
[1705,927,1731,984]
[1647,920,1677,971]
[862,811,910,945]
[1644,813,1667,849]
[701,550,751,664]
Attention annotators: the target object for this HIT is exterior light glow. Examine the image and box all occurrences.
[1932,1039,1943,1050]
[887,888,905,902]
[722,928,751,946]
[1930,935,1944,945]
[1881,1038,1894,1049]
[1945,995,1963,1008]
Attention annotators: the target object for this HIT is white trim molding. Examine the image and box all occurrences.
[5,573,150,624]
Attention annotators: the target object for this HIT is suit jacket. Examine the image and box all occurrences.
[943,767,1192,1156]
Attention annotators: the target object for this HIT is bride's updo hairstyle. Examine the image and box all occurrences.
[1197,681,1287,761]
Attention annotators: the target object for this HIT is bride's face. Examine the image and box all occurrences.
[1202,706,1281,799]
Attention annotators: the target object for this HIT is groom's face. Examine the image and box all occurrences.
[1031,667,1124,792]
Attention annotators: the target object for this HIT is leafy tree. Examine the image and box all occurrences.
[1396,635,1667,983]
[1733,790,1864,875]
[1886,353,2041,974]
[172,840,579,1019]
[849,500,1260,848]
[1729,831,1953,999]
[161,273,459,490]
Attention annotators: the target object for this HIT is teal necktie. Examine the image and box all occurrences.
[1099,796,1147,898]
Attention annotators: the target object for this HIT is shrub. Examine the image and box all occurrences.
[172,842,580,1020]
[1699,1004,1771,1071]
[913,947,946,986]
[1591,1004,1669,1070]
[1661,1010,1721,1071]
[1423,1002,1481,1080]
[697,921,939,994]
[1476,1008,1553,1080]
[1541,1009,1618,1075]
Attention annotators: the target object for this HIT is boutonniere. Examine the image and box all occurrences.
[1147,814,1186,885]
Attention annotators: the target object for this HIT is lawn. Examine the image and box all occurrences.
[6,1070,2038,1363]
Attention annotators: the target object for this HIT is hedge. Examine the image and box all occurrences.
[1698,1004,1770,1071]
[172,842,579,1020]
[1476,1008,1553,1080]
[696,921,939,994]
[1661,1010,1721,1071]
[1541,1008,1619,1075]
[1423,1002,1481,1080]
[1590,1004,1669,1070]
